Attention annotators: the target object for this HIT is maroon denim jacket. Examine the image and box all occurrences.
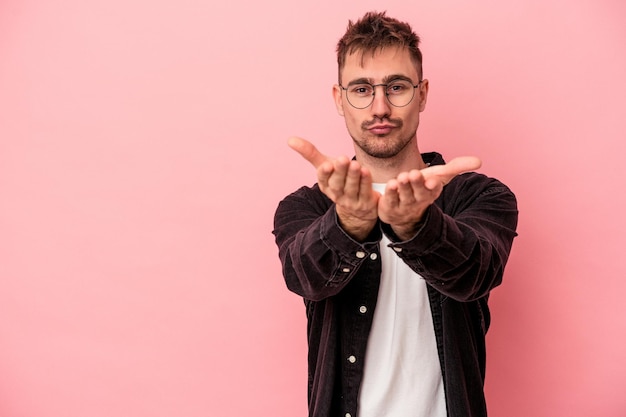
[273,152,518,417]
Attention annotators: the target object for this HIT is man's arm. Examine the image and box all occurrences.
[272,137,385,301]
[273,185,382,301]
[384,173,518,302]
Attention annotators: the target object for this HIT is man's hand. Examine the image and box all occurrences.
[288,137,379,241]
[379,157,482,240]
[288,136,481,242]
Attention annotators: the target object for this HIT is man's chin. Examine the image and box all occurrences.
[359,146,402,159]
[355,136,412,159]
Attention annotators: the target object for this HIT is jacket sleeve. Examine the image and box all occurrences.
[382,173,519,302]
[272,185,382,301]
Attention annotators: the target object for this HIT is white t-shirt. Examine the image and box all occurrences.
[357,184,446,417]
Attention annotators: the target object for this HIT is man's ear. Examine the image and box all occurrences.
[332,85,345,116]
[418,79,429,112]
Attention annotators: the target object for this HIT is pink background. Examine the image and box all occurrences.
[1,0,625,416]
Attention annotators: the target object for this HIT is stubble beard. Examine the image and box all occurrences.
[352,117,414,159]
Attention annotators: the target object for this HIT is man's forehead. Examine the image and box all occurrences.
[341,46,418,80]
[345,45,408,65]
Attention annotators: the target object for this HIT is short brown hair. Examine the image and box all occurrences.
[336,11,423,83]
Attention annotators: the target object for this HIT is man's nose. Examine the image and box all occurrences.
[370,85,391,118]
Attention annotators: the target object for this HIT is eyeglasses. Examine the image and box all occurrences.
[339,79,422,109]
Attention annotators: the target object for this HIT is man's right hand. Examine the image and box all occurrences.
[288,137,379,241]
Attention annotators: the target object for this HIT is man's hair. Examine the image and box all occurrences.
[336,11,423,83]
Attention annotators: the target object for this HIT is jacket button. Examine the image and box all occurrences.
[359,306,367,314]
[392,247,402,253]
[355,251,366,259]
[369,253,378,260]
[347,355,356,363]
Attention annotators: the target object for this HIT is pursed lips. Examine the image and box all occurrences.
[367,124,396,135]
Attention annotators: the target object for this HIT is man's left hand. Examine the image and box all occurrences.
[379,157,482,240]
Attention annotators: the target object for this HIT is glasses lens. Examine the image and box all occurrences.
[386,80,416,107]
[345,84,375,109]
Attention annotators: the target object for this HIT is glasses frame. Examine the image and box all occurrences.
[339,80,423,109]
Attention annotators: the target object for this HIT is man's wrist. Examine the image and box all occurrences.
[336,210,377,242]
[386,206,431,242]
[390,221,423,241]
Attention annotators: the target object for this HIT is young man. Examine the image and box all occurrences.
[273,11,518,417]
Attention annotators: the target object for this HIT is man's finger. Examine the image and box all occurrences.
[444,156,482,174]
[288,136,328,169]
[422,156,482,185]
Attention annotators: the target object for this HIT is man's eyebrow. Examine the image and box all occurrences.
[382,74,414,83]
[345,77,374,86]
[345,74,415,86]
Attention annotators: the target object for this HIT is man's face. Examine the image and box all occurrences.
[333,46,429,160]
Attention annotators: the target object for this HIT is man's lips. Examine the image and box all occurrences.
[367,124,396,135]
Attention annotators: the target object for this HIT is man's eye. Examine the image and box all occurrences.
[388,83,408,94]
[351,85,372,95]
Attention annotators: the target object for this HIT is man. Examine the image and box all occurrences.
[273,11,518,417]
